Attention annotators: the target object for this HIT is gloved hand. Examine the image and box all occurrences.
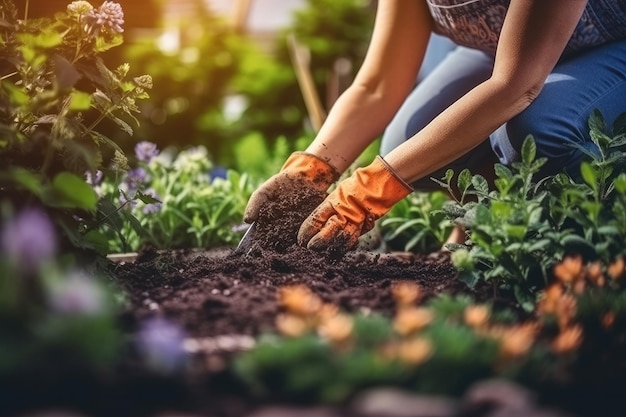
[244,152,340,223]
[297,155,413,251]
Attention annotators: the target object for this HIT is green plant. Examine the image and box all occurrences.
[436,137,566,310]
[437,110,626,311]
[546,109,626,262]
[380,191,455,253]
[0,0,151,257]
[98,142,256,252]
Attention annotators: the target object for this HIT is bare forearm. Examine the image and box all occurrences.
[384,78,532,183]
[305,82,405,173]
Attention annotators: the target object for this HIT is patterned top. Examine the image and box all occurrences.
[427,0,626,56]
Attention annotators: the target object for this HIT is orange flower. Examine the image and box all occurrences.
[397,338,433,365]
[278,284,322,316]
[317,314,354,344]
[555,293,577,330]
[464,305,490,328]
[393,307,434,335]
[276,313,309,337]
[391,281,421,306]
[500,323,537,358]
[608,257,625,281]
[317,303,340,323]
[552,325,583,354]
[553,255,583,283]
[586,261,605,287]
[537,284,563,315]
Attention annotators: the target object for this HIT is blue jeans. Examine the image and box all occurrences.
[380,37,626,189]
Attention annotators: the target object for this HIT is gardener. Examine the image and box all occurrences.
[244,0,626,251]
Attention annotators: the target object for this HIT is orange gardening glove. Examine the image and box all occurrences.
[297,155,413,251]
[244,152,340,223]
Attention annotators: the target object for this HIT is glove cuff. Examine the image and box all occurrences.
[375,155,414,194]
[281,152,341,189]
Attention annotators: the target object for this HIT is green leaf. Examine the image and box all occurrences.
[0,168,43,196]
[48,172,98,210]
[136,190,162,205]
[457,169,472,194]
[94,34,124,53]
[610,133,626,148]
[588,109,605,133]
[471,174,489,195]
[459,270,480,289]
[521,135,537,164]
[69,91,92,111]
[580,162,598,190]
[2,82,28,105]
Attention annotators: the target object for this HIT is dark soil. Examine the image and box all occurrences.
[98,182,503,417]
[112,178,483,344]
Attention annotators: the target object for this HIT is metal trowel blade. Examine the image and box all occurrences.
[234,221,257,255]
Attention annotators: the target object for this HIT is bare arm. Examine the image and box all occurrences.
[384,0,589,183]
[305,0,433,173]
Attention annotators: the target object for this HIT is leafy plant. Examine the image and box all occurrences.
[0,0,151,257]
[380,191,455,253]
[97,141,256,252]
[435,137,566,310]
[546,109,626,262]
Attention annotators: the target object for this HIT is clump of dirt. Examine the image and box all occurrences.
[251,176,326,253]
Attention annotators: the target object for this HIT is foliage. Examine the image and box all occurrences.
[434,111,626,310]
[380,191,455,253]
[121,6,250,162]
[117,0,376,169]
[97,141,256,252]
[546,109,626,262]
[289,0,374,93]
[0,0,151,257]
[434,136,565,310]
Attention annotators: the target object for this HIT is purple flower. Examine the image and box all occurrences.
[134,141,160,163]
[49,270,105,315]
[125,167,148,189]
[85,169,104,187]
[82,1,124,36]
[137,317,187,374]
[1,208,57,273]
[142,188,162,215]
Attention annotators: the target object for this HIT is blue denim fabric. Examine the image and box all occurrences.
[380,38,626,188]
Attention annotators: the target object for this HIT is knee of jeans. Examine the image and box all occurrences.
[492,107,584,164]
[490,114,601,178]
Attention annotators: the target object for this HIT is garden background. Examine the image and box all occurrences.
[2,1,626,416]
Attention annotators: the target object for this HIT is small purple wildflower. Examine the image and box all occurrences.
[82,1,124,36]
[125,167,148,189]
[1,208,57,273]
[142,188,162,215]
[49,270,105,315]
[135,141,160,163]
[85,169,104,187]
[137,317,187,374]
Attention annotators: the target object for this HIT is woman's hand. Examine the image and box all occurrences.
[244,152,340,224]
[298,155,412,251]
